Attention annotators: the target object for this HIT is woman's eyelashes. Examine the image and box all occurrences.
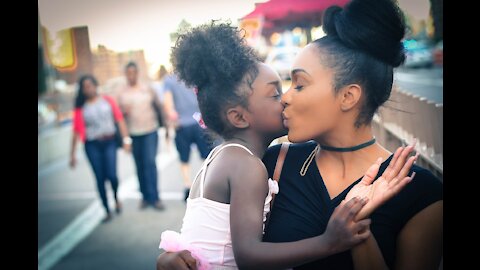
[292,75,305,91]
[294,85,304,91]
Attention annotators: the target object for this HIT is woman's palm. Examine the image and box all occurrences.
[345,144,418,221]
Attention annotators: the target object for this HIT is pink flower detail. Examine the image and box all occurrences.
[192,112,207,129]
[268,179,279,194]
[159,230,212,270]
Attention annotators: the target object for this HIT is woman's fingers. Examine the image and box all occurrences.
[359,157,382,185]
[396,154,419,180]
[382,146,403,180]
[388,172,416,194]
[384,140,417,181]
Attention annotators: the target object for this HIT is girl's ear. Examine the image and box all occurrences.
[226,105,249,129]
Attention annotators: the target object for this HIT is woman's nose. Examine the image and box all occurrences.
[281,87,292,106]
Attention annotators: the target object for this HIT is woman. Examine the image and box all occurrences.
[158,22,418,270]
[70,74,131,222]
[157,0,442,268]
[262,0,443,268]
[116,61,165,210]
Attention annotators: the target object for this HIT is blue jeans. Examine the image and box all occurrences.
[84,138,119,214]
[131,131,159,204]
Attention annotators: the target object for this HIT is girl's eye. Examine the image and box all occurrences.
[294,85,304,91]
[272,90,281,99]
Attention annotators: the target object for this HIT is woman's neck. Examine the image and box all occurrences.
[128,82,139,89]
[86,95,99,104]
[314,124,391,166]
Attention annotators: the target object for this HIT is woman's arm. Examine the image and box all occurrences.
[117,119,131,152]
[162,90,178,126]
[351,197,443,270]
[69,132,79,168]
[351,232,388,270]
[229,155,371,270]
[394,200,443,270]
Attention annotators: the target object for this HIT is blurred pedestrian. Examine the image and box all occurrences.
[151,65,172,152]
[70,74,131,222]
[163,73,214,201]
[116,61,166,210]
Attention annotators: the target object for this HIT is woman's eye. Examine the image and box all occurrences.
[294,85,304,91]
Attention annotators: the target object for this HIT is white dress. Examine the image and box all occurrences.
[159,143,279,270]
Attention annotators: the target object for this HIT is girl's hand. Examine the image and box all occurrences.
[323,197,372,254]
[156,251,197,270]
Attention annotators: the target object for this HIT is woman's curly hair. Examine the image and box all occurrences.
[171,21,260,138]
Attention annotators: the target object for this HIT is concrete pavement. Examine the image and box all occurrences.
[38,128,205,270]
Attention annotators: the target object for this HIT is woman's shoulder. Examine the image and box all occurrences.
[409,165,443,193]
[101,94,114,102]
[377,163,443,223]
[262,141,317,174]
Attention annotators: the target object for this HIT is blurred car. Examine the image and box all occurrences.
[402,39,433,68]
[433,40,443,66]
[265,46,300,80]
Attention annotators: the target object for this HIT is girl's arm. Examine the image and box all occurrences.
[229,155,371,270]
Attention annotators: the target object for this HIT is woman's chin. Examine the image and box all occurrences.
[286,133,310,143]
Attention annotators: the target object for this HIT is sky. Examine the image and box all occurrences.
[38,0,430,76]
[38,0,269,76]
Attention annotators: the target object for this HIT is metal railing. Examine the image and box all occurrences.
[373,86,443,180]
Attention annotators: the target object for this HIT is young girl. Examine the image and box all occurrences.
[158,22,417,270]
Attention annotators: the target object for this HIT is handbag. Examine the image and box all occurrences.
[152,100,166,128]
[264,142,290,229]
[114,123,123,148]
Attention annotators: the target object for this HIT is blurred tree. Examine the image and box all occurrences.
[170,19,192,43]
[430,0,443,42]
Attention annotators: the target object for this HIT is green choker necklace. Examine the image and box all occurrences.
[320,137,376,152]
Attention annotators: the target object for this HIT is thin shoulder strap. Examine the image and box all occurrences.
[273,142,290,182]
[194,143,254,198]
[265,142,290,228]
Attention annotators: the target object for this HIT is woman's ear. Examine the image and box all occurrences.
[226,105,249,129]
[340,84,362,111]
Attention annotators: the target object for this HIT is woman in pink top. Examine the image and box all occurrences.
[70,74,131,222]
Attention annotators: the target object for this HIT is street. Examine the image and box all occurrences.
[38,128,204,270]
[394,66,443,104]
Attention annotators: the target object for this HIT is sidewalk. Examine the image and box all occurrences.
[38,128,205,270]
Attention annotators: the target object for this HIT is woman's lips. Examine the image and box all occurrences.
[282,111,289,128]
